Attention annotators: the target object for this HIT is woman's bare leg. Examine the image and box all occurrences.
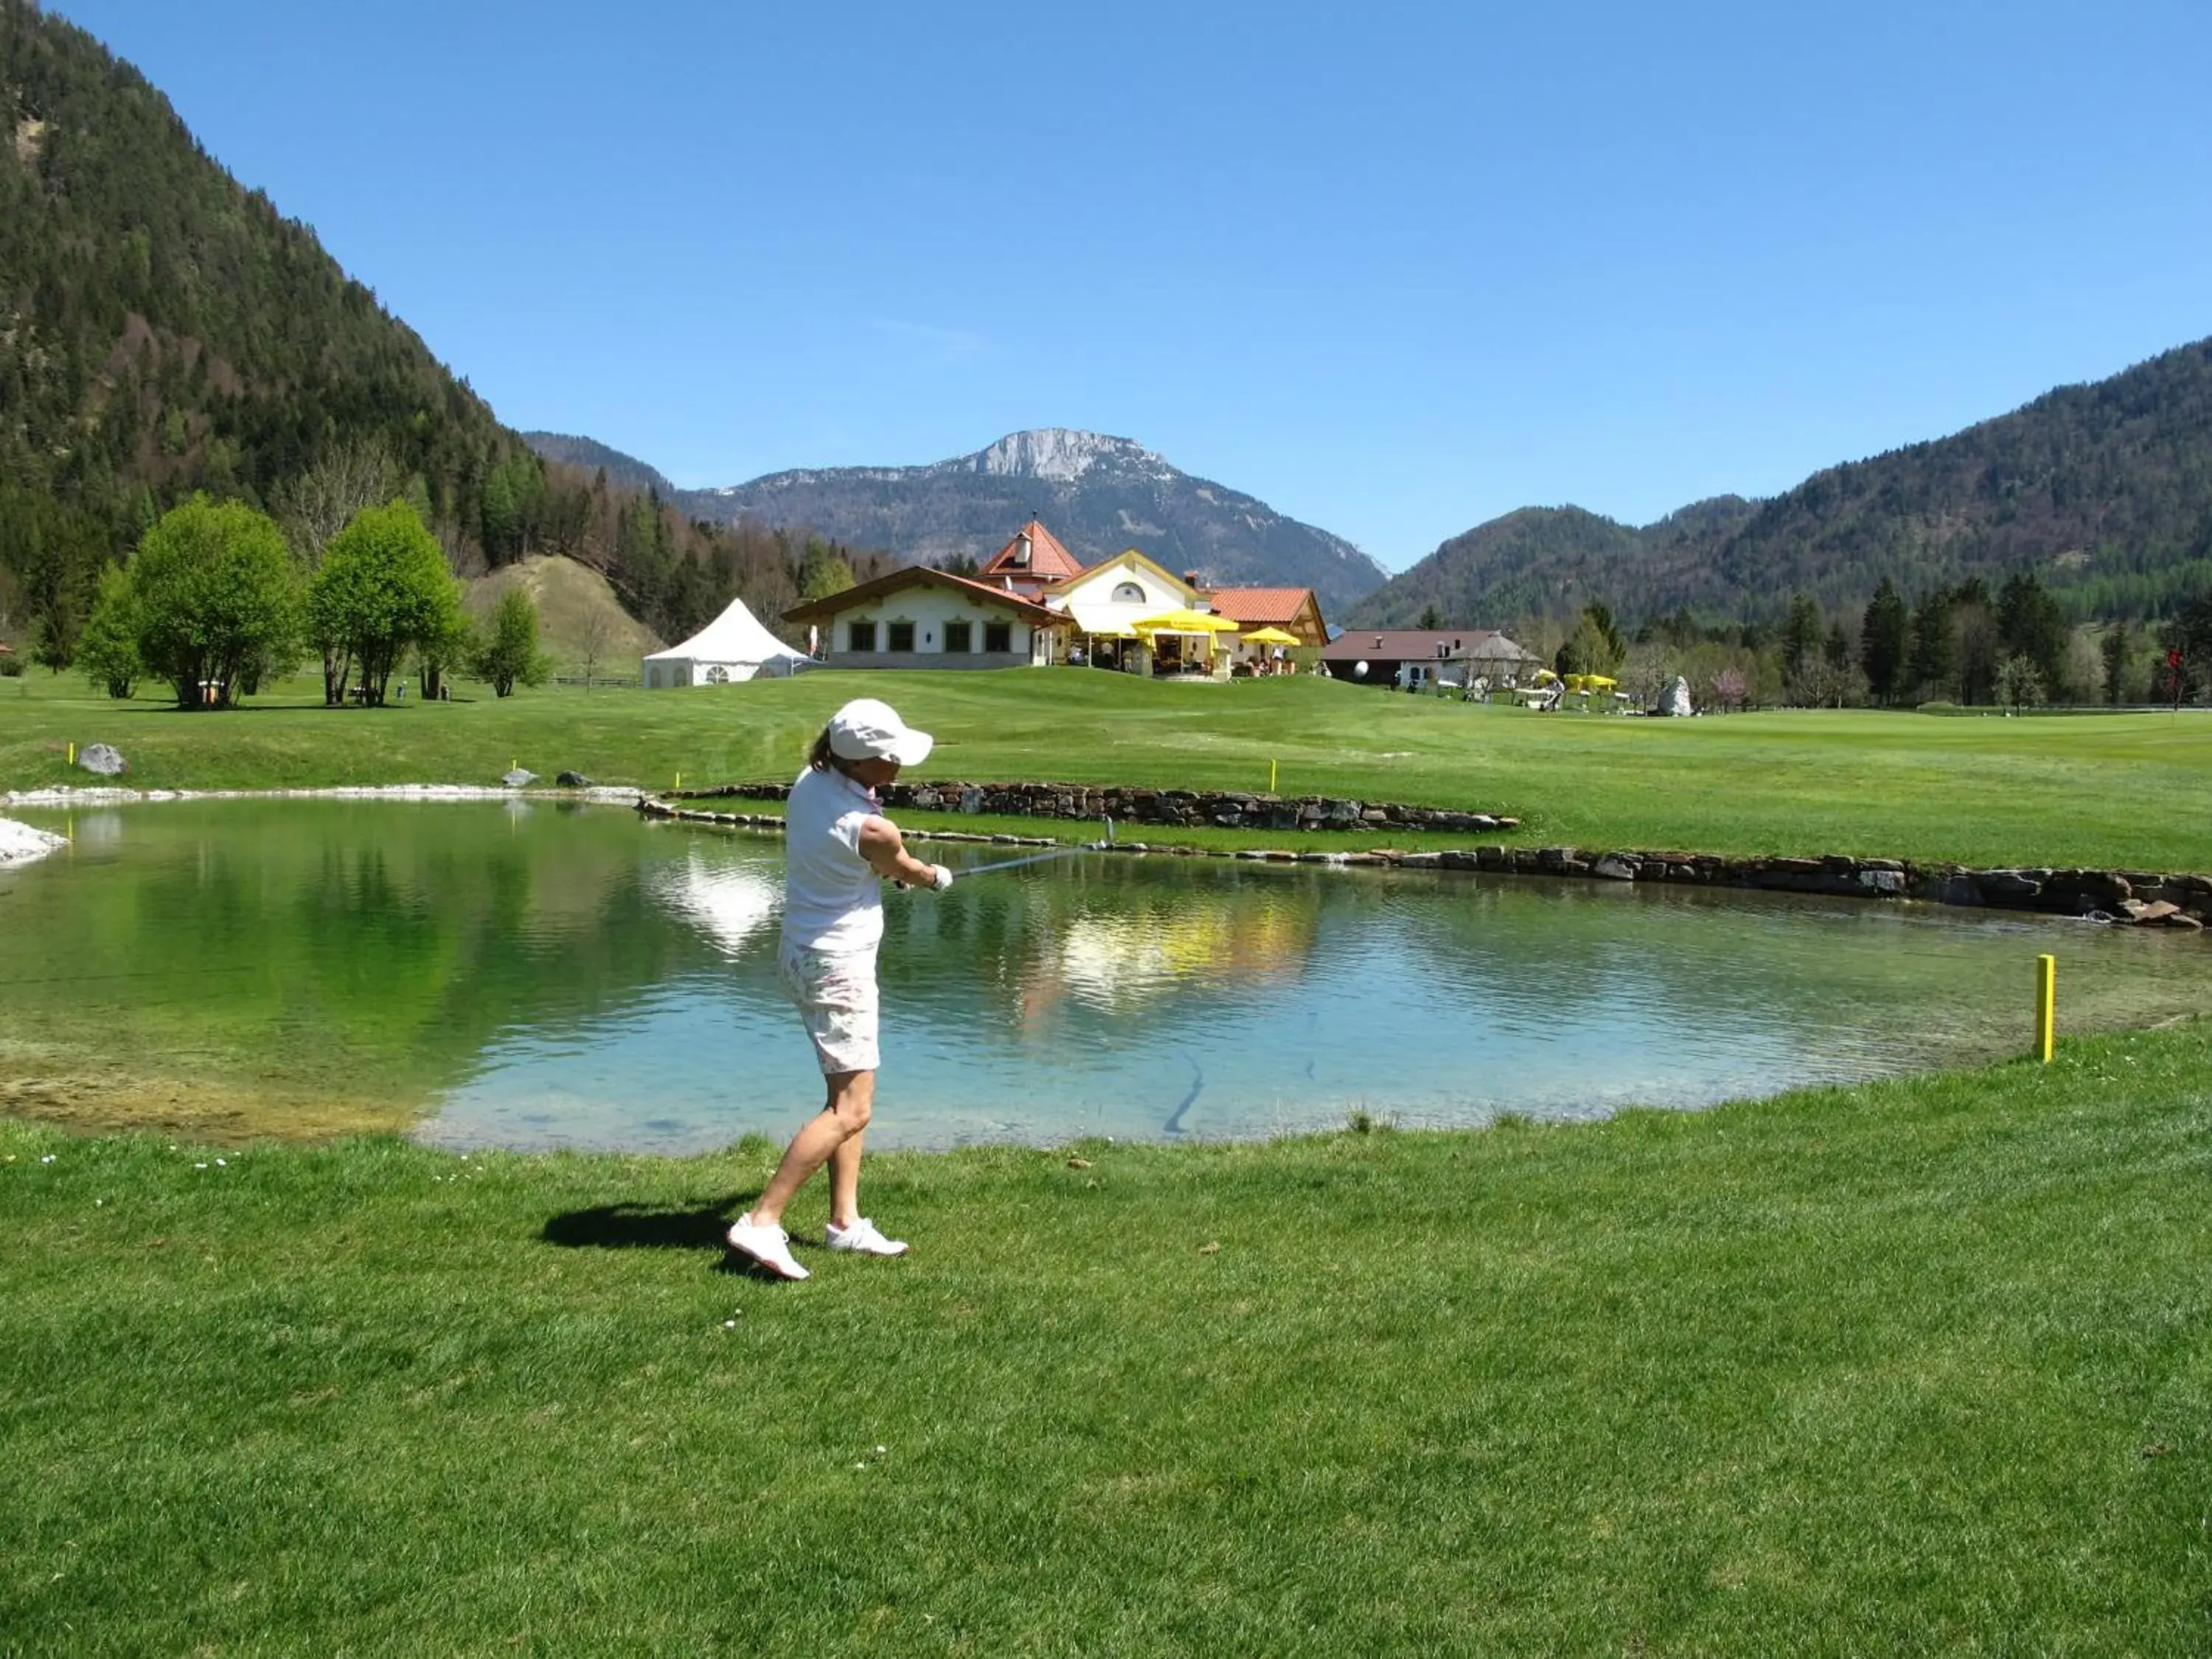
[748,1068,874,1228]
[829,1124,866,1231]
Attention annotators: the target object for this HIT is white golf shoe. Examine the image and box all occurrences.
[824,1217,908,1256]
[726,1213,810,1280]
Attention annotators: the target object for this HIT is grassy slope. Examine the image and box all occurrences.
[5,669,2211,869]
[464,554,664,676]
[4,1023,2208,1654]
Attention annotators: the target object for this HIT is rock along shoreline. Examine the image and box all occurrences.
[644,779,2212,931]
[0,815,72,866]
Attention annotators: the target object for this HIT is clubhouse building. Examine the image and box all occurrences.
[781,517,1331,678]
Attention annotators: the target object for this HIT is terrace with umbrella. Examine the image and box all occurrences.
[1133,608,1241,678]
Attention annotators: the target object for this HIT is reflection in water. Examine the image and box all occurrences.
[1048,891,1314,1013]
[4,801,2209,1152]
[655,849,782,960]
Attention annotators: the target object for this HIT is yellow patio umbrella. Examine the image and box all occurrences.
[1240,626,1301,647]
[1531,667,1560,684]
[1585,674,1618,689]
[1133,608,1240,635]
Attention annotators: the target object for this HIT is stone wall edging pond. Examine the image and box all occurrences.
[647,780,2211,931]
[666,778,1520,835]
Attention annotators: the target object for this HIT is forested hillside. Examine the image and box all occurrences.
[520,433,675,499]
[1352,340,2212,632]
[0,1,528,636]
[0,1,827,663]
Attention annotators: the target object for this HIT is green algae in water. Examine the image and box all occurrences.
[4,800,2208,1149]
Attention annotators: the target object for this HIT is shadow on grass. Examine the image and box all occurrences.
[542,1194,801,1279]
[542,1197,748,1250]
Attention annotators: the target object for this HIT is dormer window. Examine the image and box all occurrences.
[1011,534,1031,568]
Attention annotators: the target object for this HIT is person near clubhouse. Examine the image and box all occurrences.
[725,698,952,1281]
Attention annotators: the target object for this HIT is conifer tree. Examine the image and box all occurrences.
[1860,578,1909,703]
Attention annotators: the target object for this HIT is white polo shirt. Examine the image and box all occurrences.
[781,765,884,955]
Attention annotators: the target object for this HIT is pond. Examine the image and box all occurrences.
[4,801,2208,1151]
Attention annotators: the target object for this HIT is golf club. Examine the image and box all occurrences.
[950,815,1116,878]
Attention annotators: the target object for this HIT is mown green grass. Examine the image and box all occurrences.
[5,668,2211,869]
[4,1022,2208,1654]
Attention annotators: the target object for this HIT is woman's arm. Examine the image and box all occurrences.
[857,815,951,889]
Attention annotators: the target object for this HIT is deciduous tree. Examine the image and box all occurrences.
[131,495,301,709]
[308,501,463,706]
[472,588,551,698]
[77,563,144,698]
[575,605,616,687]
[798,537,855,602]
[1994,653,2045,713]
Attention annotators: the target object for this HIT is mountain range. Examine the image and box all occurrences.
[1349,340,2212,628]
[6,0,2211,660]
[523,428,1391,616]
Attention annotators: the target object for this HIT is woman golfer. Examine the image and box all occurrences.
[725,698,952,1281]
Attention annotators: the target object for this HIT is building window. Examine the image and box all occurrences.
[983,621,1012,654]
[1112,581,1146,604]
[848,621,877,653]
[945,621,973,653]
[886,621,915,653]
[706,665,729,684]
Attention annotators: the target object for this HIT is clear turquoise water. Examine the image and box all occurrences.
[6,801,2208,1151]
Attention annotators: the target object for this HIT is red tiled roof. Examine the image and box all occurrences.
[1206,587,1314,624]
[979,518,1085,580]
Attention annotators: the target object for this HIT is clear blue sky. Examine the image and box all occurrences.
[46,0,2212,571]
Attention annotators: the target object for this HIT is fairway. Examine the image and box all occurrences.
[5,669,2211,871]
[4,1024,2209,1655]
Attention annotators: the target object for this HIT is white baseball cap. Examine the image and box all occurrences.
[827,698,934,766]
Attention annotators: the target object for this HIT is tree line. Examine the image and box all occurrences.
[1510,568,2211,712]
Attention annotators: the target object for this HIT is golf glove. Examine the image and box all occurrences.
[930,863,954,891]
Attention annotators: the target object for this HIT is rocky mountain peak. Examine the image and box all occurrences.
[964,429,1164,483]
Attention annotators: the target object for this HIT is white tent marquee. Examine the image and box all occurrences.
[640,597,813,688]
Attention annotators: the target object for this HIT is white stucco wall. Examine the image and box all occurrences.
[1055,554,1206,640]
[810,585,1060,667]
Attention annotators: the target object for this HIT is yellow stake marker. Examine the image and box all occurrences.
[1270,758,1278,793]
[675,773,682,790]
[2034,953,2056,1063]
[68,742,76,766]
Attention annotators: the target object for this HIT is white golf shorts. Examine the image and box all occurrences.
[778,942,880,1076]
